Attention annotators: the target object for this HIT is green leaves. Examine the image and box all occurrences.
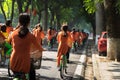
[83,0,96,14]
[115,0,120,14]
[83,0,103,14]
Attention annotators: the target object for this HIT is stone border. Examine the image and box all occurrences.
[92,51,101,80]
[72,50,87,80]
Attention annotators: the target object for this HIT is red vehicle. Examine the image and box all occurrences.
[98,31,107,56]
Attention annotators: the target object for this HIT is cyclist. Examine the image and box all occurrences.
[5,19,13,34]
[57,25,69,70]
[32,23,45,46]
[0,24,11,66]
[47,27,54,49]
[8,13,44,80]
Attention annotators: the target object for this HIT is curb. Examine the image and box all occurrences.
[92,50,101,80]
[72,50,87,80]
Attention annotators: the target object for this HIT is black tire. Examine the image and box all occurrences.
[8,61,13,77]
[98,52,102,56]
[103,52,107,56]
[60,66,64,79]
[60,66,67,79]
[65,68,67,74]
[8,63,11,77]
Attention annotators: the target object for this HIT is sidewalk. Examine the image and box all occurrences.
[92,50,120,80]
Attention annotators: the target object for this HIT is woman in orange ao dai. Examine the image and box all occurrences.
[8,13,44,80]
[57,25,69,68]
[32,23,45,46]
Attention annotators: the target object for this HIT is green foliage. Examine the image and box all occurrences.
[60,8,74,23]
[83,0,103,14]
[74,16,92,32]
[33,0,44,12]
[83,0,96,14]
[115,0,120,14]
[2,0,12,18]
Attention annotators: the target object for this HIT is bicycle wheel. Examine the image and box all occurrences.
[65,67,67,74]
[60,55,67,79]
[8,61,13,77]
[8,62,11,77]
[60,64,64,79]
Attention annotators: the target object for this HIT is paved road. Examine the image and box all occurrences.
[0,47,82,80]
[37,48,82,80]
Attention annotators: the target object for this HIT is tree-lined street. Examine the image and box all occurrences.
[1,0,120,80]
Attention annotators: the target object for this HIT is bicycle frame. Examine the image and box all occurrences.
[60,54,67,79]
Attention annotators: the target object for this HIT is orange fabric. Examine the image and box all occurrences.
[57,31,68,66]
[33,29,45,45]
[57,54,62,67]
[79,32,83,44]
[75,32,80,41]
[52,29,57,37]
[47,29,54,41]
[81,32,86,40]
[70,31,76,42]
[6,26,13,34]
[57,32,60,43]
[8,29,43,73]
[67,31,72,48]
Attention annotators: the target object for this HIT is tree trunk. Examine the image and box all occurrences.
[104,0,120,61]
[95,3,106,45]
[10,0,15,22]
[16,0,23,13]
[38,12,41,23]
[24,0,31,12]
[42,0,48,31]
[96,3,106,34]
[56,12,61,30]
[50,10,54,27]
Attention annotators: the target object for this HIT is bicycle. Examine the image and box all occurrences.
[59,54,67,79]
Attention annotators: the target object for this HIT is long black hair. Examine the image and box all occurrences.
[1,24,6,32]
[5,19,12,26]
[18,13,30,38]
[61,25,68,37]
